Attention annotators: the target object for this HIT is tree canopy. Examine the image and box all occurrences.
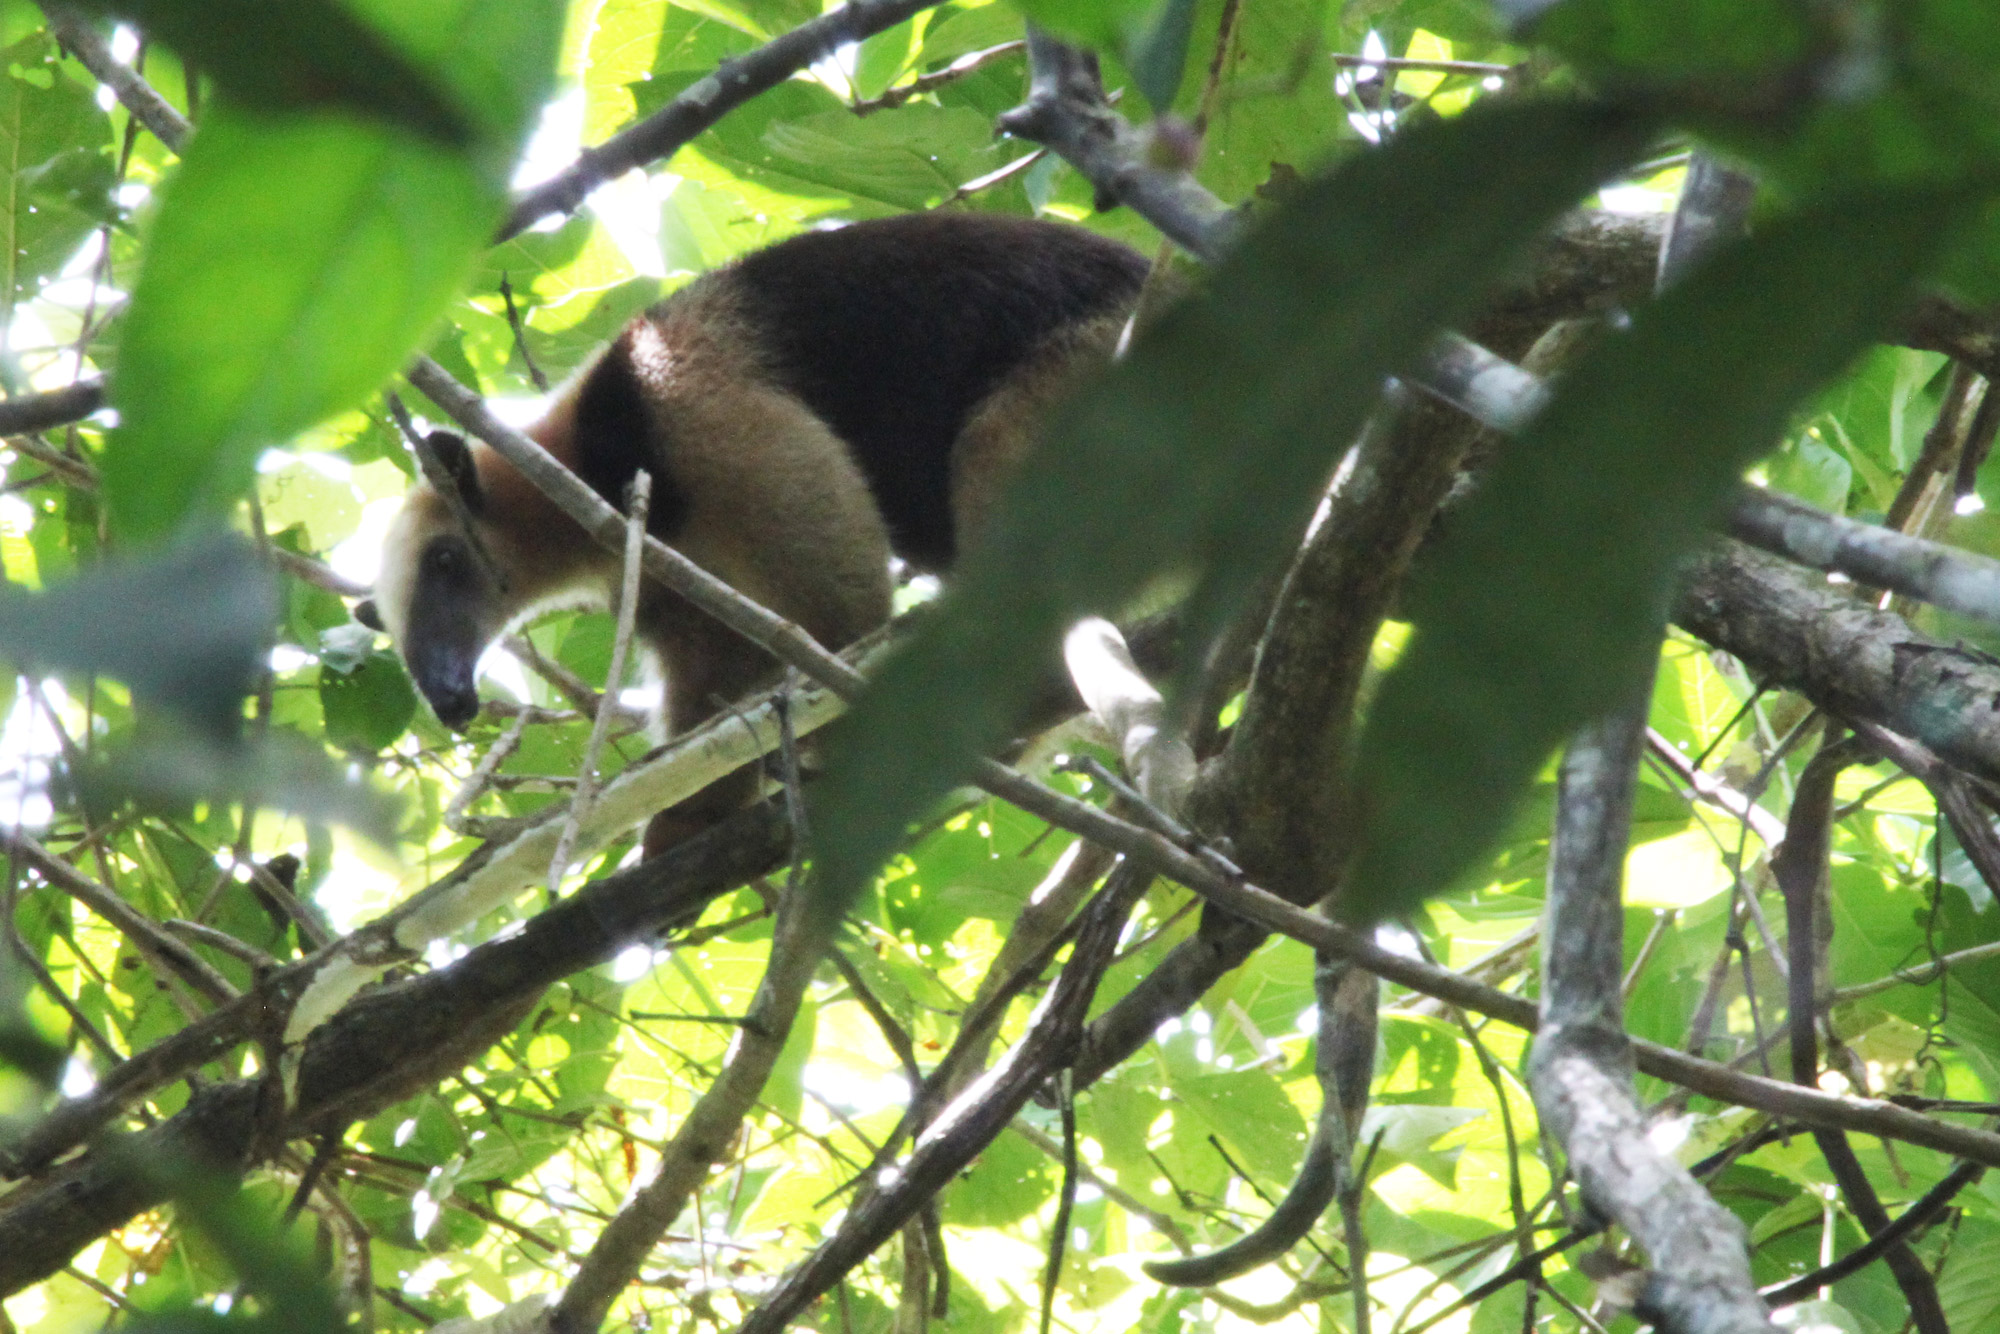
[6,1,2000,1333]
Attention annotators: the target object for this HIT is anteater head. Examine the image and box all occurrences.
[357,431,513,732]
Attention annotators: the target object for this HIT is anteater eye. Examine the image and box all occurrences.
[425,544,459,574]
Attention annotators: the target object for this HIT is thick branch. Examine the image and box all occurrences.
[1673,540,2000,787]
[0,379,107,436]
[1476,208,2000,376]
[1200,389,1482,901]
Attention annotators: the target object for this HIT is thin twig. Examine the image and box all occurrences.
[443,711,532,836]
[935,147,1046,207]
[498,275,550,392]
[6,832,237,1006]
[1331,53,1512,76]
[1038,1070,1077,1334]
[163,919,279,970]
[853,40,1023,114]
[549,471,651,893]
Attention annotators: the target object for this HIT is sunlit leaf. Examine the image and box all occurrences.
[102,110,496,541]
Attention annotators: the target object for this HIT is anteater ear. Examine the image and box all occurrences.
[425,430,483,513]
[352,599,384,632]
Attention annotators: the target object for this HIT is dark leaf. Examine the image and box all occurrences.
[102,108,498,541]
[86,724,403,844]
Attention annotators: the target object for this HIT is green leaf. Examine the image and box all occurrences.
[0,950,62,1087]
[130,1163,344,1334]
[1348,186,1965,923]
[319,648,419,753]
[0,33,114,320]
[102,108,497,542]
[945,1125,1057,1226]
[0,534,273,737]
[1766,432,1853,513]
[758,105,1006,210]
[1940,1219,2000,1331]
[811,97,1656,917]
[343,0,567,163]
[1528,0,1809,87]
[1194,0,1343,201]
[61,0,476,146]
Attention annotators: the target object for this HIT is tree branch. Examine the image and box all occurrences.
[1774,735,1947,1331]
[41,4,190,150]
[552,870,826,1334]
[0,378,107,437]
[1673,540,2000,789]
[498,0,946,241]
[1530,697,1775,1334]
[1725,486,2000,627]
[0,804,792,1295]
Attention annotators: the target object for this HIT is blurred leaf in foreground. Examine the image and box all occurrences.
[1348,186,1967,923]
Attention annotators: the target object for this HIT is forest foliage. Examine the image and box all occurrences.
[2,0,2000,1332]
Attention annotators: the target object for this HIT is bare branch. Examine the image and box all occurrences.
[1774,735,1947,1332]
[1673,540,2000,789]
[1200,390,1481,901]
[1726,486,2000,627]
[41,5,190,150]
[1644,726,1786,847]
[0,379,107,437]
[548,471,651,892]
[1531,701,1775,1334]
